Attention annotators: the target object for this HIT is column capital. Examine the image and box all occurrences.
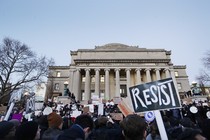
[114,68,120,72]
[135,68,142,72]
[94,68,100,72]
[125,68,131,71]
[70,69,75,72]
[145,68,151,71]
[76,68,81,71]
[169,68,174,72]
[104,68,110,71]
[155,68,161,71]
[85,68,91,72]
[164,68,170,71]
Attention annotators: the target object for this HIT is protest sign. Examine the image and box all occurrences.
[43,107,53,115]
[110,113,123,120]
[71,110,82,118]
[84,104,94,113]
[117,99,133,117]
[129,78,181,113]
[98,103,104,116]
[113,97,121,104]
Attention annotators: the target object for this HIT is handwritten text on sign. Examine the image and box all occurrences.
[129,78,181,113]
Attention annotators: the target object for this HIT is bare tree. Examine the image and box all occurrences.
[196,50,210,85]
[0,37,54,103]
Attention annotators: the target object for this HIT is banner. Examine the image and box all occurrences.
[129,78,181,113]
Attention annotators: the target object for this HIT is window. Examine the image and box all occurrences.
[100,75,105,82]
[81,91,85,100]
[82,76,86,82]
[91,75,95,83]
[56,71,61,77]
[120,85,127,97]
[174,71,179,77]
[177,83,182,90]
[54,83,59,91]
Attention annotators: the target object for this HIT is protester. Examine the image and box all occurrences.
[166,116,183,139]
[2,91,210,140]
[177,129,207,140]
[0,121,14,139]
[146,121,161,140]
[120,114,147,140]
[38,115,49,139]
[199,118,210,140]
[3,119,21,139]
[57,114,93,140]
[41,112,63,140]
[87,116,123,140]
[15,121,38,140]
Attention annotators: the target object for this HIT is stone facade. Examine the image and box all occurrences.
[46,43,190,100]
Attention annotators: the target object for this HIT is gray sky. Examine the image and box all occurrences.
[1,0,210,84]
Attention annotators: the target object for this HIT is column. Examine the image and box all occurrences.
[126,68,131,95]
[115,68,120,97]
[136,68,142,84]
[155,68,161,80]
[75,68,80,100]
[165,68,170,78]
[170,68,182,115]
[145,68,151,82]
[95,68,100,96]
[105,68,110,99]
[69,69,74,93]
[85,68,91,100]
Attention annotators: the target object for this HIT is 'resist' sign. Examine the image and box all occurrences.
[129,78,181,113]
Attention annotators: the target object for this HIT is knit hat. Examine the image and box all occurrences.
[47,112,63,128]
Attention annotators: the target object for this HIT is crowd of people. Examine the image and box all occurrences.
[0,95,210,140]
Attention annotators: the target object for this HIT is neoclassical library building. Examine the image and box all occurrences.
[46,43,190,101]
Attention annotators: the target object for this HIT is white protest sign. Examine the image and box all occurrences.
[35,110,42,116]
[43,107,53,115]
[98,103,104,116]
[190,106,198,114]
[113,97,121,104]
[84,104,94,113]
[71,110,82,118]
[206,111,210,119]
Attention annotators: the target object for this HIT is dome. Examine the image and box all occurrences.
[95,43,138,49]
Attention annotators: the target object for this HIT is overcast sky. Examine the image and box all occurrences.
[1,0,210,84]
